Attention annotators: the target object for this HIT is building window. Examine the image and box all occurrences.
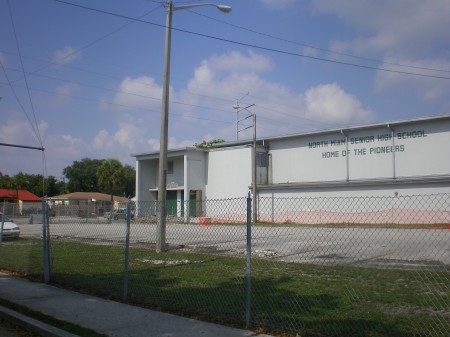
[168,161,174,174]
[256,153,269,167]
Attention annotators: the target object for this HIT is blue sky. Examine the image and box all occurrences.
[1,0,449,178]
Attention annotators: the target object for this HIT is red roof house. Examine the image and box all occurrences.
[0,189,41,201]
[0,189,42,215]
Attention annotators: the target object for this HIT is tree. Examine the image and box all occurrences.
[0,157,135,198]
[0,172,62,197]
[96,159,125,208]
[12,172,31,191]
[45,176,60,196]
[54,179,67,196]
[63,158,102,192]
[123,164,136,198]
[27,174,44,196]
[194,139,225,150]
[0,172,13,189]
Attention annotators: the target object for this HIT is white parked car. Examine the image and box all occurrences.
[0,213,20,239]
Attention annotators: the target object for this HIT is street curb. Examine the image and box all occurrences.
[0,305,80,337]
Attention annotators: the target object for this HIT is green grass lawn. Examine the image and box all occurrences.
[1,238,448,337]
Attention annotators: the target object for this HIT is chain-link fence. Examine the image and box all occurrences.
[252,194,449,336]
[1,194,449,336]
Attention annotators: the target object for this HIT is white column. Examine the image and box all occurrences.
[184,154,189,222]
[135,160,141,217]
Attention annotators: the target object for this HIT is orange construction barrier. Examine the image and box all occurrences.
[199,217,211,226]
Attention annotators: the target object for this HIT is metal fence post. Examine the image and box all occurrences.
[123,198,131,300]
[0,201,5,245]
[42,197,51,283]
[246,192,252,328]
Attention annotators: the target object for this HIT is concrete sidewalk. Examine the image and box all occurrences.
[0,273,272,337]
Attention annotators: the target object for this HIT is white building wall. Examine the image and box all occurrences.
[270,135,347,183]
[136,160,156,202]
[269,118,450,184]
[347,127,394,180]
[187,151,207,191]
[394,121,450,177]
[205,146,252,199]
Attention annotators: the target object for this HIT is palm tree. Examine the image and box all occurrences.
[96,159,125,217]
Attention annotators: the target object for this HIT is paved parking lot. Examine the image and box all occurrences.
[18,219,450,269]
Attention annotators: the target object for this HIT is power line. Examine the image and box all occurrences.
[2,37,357,133]
[7,0,446,137]
[3,79,298,137]
[0,142,45,151]
[2,81,321,138]
[3,49,336,132]
[190,10,450,74]
[0,46,366,134]
[2,65,235,115]
[3,62,334,133]
[6,0,44,149]
[1,56,345,132]
[49,0,450,80]
[2,2,163,89]
[4,82,235,124]
[0,49,237,108]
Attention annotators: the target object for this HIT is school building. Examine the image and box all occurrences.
[133,114,450,219]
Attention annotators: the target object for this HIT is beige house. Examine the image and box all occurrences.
[49,192,129,217]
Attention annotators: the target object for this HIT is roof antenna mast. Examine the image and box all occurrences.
[233,92,255,141]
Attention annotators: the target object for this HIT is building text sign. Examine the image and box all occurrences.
[308,129,427,159]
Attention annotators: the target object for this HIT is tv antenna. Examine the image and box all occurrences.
[233,93,255,141]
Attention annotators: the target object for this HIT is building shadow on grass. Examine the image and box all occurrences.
[51,267,417,337]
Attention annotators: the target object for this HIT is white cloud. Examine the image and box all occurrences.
[0,52,6,65]
[313,0,450,57]
[113,123,146,150]
[53,134,87,155]
[304,83,374,124]
[260,0,296,9]
[0,117,140,176]
[113,76,163,112]
[169,137,195,149]
[0,118,47,146]
[0,119,48,176]
[374,57,450,101]
[183,51,374,139]
[43,133,92,175]
[303,47,319,58]
[147,137,195,152]
[93,123,147,152]
[147,138,160,151]
[46,124,149,175]
[46,83,80,106]
[92,129,109,151]
[31,82,80,110]
[207,50,274,73]
[312,0,450,104]
[56,83,79,97]
[187,51,274,94]
[53,46,80,65]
